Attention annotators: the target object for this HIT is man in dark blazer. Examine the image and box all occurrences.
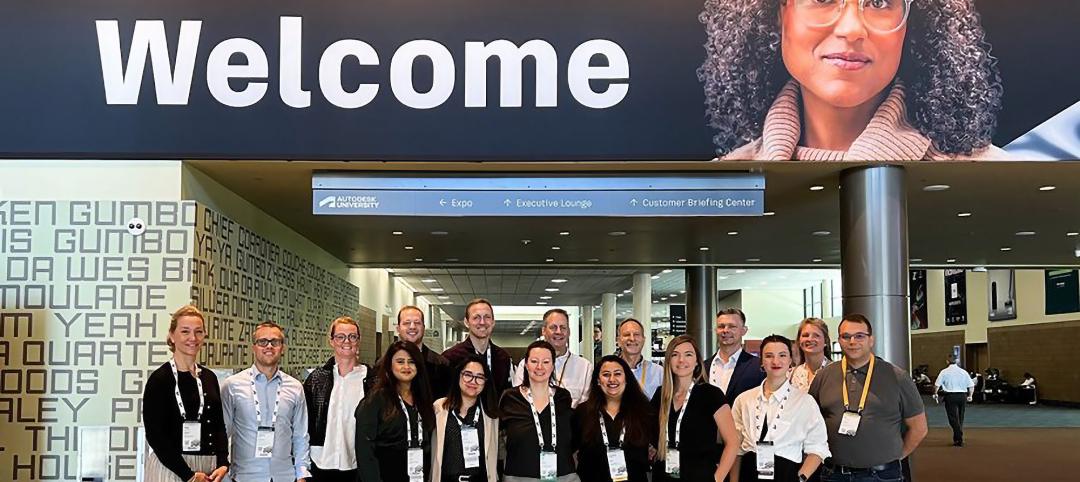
[703,307,765,405]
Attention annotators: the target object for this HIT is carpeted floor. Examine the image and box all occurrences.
[912,427,1078,481]
[923,396,1080,428]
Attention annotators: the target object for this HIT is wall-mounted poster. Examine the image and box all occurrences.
[944,269,968,326]
[910,270,928,330]
[988,269,1017,321]
[1045,269,1080,315]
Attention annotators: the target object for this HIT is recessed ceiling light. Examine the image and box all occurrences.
[431,230,449,235]
[446,257,459,262]
[746,258,761,262]
[551,278,568,283]
[1000,247,1012,251]
[587,258,600,262]
[662,269,672,273]
[764,211,776,216]
[699,246,710,251]
[1039,185,1056,191]
[677,258,687,262]
[404,245,414,250]
[422,279,438,283]
[551,246,561,250]
[392,231,404,235]
[414,258,423,262]
[545,288,560,292]
[1015,231,1037,236]
[444,301,454,305]
[651,275,660,279]
[922,184,950,192]
[812,258,823,263]
[536,301,548,305]
[717,275,729,280]
[727,231,739,236]
[623,289,631,294]
[652,300,658,304]
[608,231,628,236]
[617,293,624,297]
[1068,232,1080,237]
[679,290,686,294]
[431,287,444,292]
[545,258,555,262]
[809,185,825,191]
[540,295,553,300]
[438,295,450,299]
[734,269,746,274]
[812,230,831,236]
[946,258,957,263]
[957,212,972,217]
[559,231,571,236]
[911,258,923,262]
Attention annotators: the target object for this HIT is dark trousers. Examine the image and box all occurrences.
[943,393,967,444]
[738,452,802,481]
[310,462,359,482]
[820,460,903,482]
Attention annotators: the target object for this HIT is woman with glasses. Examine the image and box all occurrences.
[431,355,500,482]
[355,341,435,482]
[303,316,374,482]
[731,335,829,482]
[573,355,656,482]
[500,340,579,482]
[700,0,1007,161]
[653,335,739,482]
[143,305,229,482]
[790,318,832,393]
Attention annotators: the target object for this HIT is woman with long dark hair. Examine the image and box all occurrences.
[652,335,739,482]
[700,0,1007,161]
[431,355,500,482]
[500,340,579,482]
[355,341,435,482]
[573,355,656,482]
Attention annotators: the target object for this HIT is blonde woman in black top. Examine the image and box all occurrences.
[142,305,229,482]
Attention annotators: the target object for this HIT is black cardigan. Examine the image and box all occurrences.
[303,357,374,446]
[142,362,229,481]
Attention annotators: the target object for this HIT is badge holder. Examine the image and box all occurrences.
[665,448,680,478]
[756,441,775,480]
[606,448,629,482]
[540,450,558,482]
[461,426,481,469]
[255,426,275,458]
[407,447,425,482]
[181,422,201,452]
[839,411,861,436]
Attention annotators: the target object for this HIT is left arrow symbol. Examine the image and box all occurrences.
[439,199,447,206]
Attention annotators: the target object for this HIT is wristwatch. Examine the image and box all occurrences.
[799,474,809,482]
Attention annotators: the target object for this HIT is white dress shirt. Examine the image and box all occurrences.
[789,359,831,393]
[513,349,593,407]
[731,380,831,464]
[311,364,368,470]
[626,355,664,399]
[934,363,975,393]
[709,348,742,393]
[222,366,311,482]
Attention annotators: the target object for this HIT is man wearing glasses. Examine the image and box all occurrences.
[222,321,312,482]
[443,298,514,396]
[303,316,373,482]
[808,314,926,482]
[395,305,452,399]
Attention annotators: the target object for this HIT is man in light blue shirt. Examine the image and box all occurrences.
[934,355,976,447]
[222,321,311,481]
[617,318,663,399]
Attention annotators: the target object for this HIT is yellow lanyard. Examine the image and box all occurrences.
[841,356,875,413]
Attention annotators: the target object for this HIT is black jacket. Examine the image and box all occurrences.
[303,357,374,446]
[702,349,766,406]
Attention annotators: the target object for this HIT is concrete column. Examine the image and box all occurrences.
[686,266,717,359]
[601,293,617,357]
[632,272,653,360]
[581,305,596,362]
[840,165,910,370]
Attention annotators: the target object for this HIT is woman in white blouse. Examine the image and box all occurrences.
[789,318,831,393]
[731,335,829,482]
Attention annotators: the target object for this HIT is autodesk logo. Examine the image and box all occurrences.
[318,195,336,208]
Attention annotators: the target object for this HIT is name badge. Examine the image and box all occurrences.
[407,447,424,482]
[181,421,201,452]
[461,426,481,469]
[539,450,558,482]
[606,448,629,482]
[756,441,775,480]
[839,411,861,436]
[255,427,274,458]
[664,448,680,478]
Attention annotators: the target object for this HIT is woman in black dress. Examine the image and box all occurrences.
[355,341,435,482]
[142,305,229,482]
[652,335,739,482]
[573,355,656,482]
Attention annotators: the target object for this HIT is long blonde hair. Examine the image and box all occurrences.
[657,335,705,461]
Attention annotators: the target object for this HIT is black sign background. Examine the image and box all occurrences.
[0,0,714,160]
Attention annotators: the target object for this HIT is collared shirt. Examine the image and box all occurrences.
[513,349,593,407]
[934,364,975,393]
[732,380,831,464]
[709,348,743,393]
[790,359,831,393]
[222,366,312,482]
[625,355,664,400]
[311,364,367,470]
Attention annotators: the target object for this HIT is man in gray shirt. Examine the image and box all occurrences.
[809,314,927,482]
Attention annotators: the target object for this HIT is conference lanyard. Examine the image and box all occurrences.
[599,412,626,448]
[672,382,694,448]
[523,387,557,451]
[251,368,283,427]
[556,352,572,387]
[400,397,424,447]
[169,359,204,421]
[841,356,875,413]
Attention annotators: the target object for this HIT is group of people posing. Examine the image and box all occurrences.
[147,300,926,482]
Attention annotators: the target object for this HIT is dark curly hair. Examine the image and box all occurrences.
[698,0,1003,156]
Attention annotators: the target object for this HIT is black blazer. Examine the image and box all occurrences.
[702,349,765,406]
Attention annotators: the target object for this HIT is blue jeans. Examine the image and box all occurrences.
[820,462,903,482]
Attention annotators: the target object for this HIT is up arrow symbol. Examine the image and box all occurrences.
[630,199,638,206]
[504,199,512,207]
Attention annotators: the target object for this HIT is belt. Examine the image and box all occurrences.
[824,459,901,474]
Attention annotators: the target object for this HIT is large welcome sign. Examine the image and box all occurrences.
[0,0,1076,161]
